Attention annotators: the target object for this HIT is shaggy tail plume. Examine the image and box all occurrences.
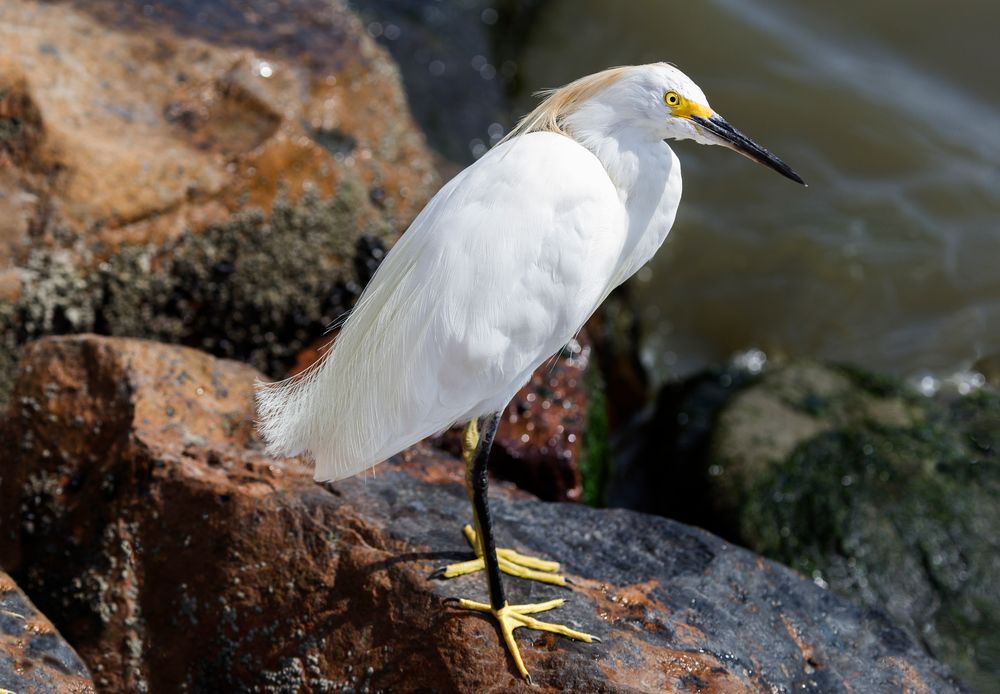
[254,367,320,461]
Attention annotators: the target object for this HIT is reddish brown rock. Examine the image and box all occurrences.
[1,570,95,693]
[0,336,965,693]
[489,335,594,502]
[0,0,437,271]
[0,0,442,405]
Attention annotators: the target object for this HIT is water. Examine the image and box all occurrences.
[508,0,1000,382]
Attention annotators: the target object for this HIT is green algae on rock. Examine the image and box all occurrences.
[623,360,997,693]
[579,357,612,506]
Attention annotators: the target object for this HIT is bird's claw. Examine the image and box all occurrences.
[449,598,599,681]
[432,524,570,587]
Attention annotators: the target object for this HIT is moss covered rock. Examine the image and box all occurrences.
[721,371,998,693]
[627,360,997,692]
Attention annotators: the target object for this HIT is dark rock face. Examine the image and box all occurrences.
[620,360,998,693]
[1,570,95,693]
[350,0,546,165]
[0,0,439,404]
[0,336,964,692]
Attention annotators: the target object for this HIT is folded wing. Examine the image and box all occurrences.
[256,132,625,481]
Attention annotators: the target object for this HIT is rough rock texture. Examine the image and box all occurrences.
[489,335,603,504]
[0,0,439,403]
[618,361,998,693]
[1,570,96,693]
[0,336,965,693]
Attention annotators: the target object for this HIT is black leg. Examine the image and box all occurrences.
[444,412,598,682]
[469,411,506,610]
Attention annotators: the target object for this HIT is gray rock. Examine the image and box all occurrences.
[0,570,95,694]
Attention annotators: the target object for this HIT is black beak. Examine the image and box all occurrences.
[691,114,805,185]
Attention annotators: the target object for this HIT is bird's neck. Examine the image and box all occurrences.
[563,108,682,286]
[563,109,669,201]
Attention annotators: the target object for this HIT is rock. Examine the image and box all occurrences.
[607,365,754,527]
[0,336,964,693]
[0,0,440,404]
[621,360,998,693]
[488,336,602,504]
[1,569,95,693]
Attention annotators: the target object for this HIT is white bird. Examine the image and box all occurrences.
[256,62,803,682]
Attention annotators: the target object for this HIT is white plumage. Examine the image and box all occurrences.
[256,62,802,482]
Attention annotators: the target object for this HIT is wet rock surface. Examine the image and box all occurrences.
[0,0,439,403]
[1,569,95,693]
[618,360,998,693]
[489,336,599,503]
[0,335,965,693]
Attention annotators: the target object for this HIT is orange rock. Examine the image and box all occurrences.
[0,0,438,269]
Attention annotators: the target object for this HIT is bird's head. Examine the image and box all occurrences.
[642,64,804,184]
[524,63,805,185]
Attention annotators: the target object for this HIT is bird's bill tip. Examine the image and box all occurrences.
[691,114,806,186]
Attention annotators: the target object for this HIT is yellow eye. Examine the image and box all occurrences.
[664,91,681,107]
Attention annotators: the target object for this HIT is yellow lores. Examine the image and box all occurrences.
[664,90,714,120]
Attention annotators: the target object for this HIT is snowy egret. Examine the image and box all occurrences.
[257,62,803,681]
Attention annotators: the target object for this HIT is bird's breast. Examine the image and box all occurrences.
[612,146,683,286]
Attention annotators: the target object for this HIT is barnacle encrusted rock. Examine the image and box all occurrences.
[0,0,440,405]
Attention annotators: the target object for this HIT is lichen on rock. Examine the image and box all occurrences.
[0,186,390,409]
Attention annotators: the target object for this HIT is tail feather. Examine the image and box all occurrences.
[253,220,463,481]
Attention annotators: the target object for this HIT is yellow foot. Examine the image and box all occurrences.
[449,598,598,682]
[432,525,569,586]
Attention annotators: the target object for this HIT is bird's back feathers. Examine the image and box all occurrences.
[256,132,626,481]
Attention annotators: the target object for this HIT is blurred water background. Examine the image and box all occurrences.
[358,0,1000,386]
